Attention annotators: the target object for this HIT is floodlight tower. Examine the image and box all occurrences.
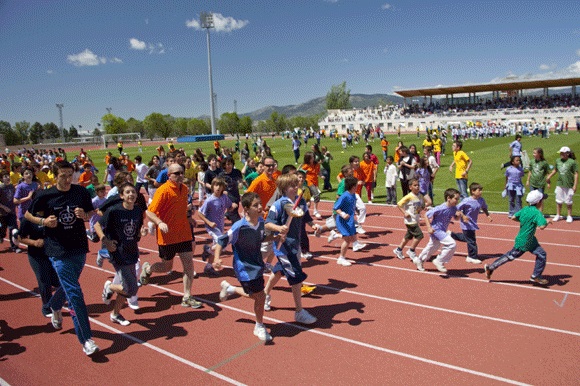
[106,107,112,114]
[201,12,217,135]
[56,103,64,142]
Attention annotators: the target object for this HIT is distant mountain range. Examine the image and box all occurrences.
[242,93,405,121]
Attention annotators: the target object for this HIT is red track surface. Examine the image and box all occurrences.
[1,201,579,385]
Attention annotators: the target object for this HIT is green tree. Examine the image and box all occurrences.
[92,127,102,137]
[267,111,289,133]
[239,116,253,134]
[0,121,18,146]
[218,112,240,134]
[187,118,211,136]
[126,118,144,137]
[14,121,30,144]
[326,81,352,110]
[173,117,189,137]
[101,114,128,135]
[29,122,44,144]
[43,122,60,139]
[143,112,172,139]
[68,125,79,139]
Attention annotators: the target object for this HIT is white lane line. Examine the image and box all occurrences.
[0,277,246,386]
[312,254,580,297]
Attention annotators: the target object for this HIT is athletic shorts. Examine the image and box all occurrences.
[404,223,424,241]
[325,216,336,229]
[261,241,273,254]
[112,263,138,297]
[240,276,265,296]
[308,185,321,203]
[158,240,193,261]
[555,186,574,205]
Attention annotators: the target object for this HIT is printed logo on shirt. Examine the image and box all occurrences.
[58,206,77,229]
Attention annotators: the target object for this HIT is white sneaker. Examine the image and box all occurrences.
[413,258,425,272]
[219,280,230,302]
[553,215,561,222]
[566,216,573,223]
[432,258,448,273]
[327,230,340,243]
[253,324,272,342]
[128,297,140,310]
[368,200,373,204]
[314,211,322,219]
[264,294,271,311]
[110,313,131,326]
[352,242,367,252]
[465,257,482,264]
[336,257,352,266]
[356,225,366,234]
[51,308,63,330]
[302,252,313,260]
[393,248,404,260]
[83,339,100,356]
[406,249,417,260]
[295,309,317,324]
[102,280,113,305]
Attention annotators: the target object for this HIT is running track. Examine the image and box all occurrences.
[0,202,578,385]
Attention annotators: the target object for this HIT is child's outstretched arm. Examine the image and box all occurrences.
[197,211,216,229]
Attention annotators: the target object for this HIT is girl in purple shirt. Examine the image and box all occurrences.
[505,156,525,218]
[415,188,468,273]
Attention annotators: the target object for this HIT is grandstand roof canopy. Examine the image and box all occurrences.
[395,77,580,98]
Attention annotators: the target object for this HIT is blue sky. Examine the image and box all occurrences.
[1,0,579,133]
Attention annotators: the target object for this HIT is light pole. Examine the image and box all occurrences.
[201,12,217,135]
[56,103,64,143]
[106,107,112,114]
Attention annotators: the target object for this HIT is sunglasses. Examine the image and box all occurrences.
[171,171,184,176]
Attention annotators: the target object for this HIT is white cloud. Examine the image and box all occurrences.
[324,0,339,3]
[130,38,147,50]
[490,60,580,83]
[576,48,580,56]
[66,49,122,67]
[186,13,249,32]
[129,38,165,54]
[381,3,392,10]
[67,49,104,66]
[47,69,54,74]
[539,64,555,71]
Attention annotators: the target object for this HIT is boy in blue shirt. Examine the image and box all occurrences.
[415,188,468,273]
[333,176,361,266]
[484,190,552,285]
[450,182,493,264]
[263,174,317,325]
[214,192,277,341]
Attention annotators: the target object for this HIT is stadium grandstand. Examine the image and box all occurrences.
[318,77,580,134]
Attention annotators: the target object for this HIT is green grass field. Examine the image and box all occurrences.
[85,132,579,215]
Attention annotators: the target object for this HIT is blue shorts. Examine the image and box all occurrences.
[272,253,307,286]
[239,276,265,296]
[112,263,138,297]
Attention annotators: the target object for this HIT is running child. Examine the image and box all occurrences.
[198,177,236,276]
[393,178,430,261]
[301,151,323,219]
[450,182,493,264]
[95,182,144,326]
[88,184,107,245]
[384,156,398,205]
[525,147,550,213]
[360,152,377,203]
[263,174,317,324]
[214,192,276,341]
[414,188,468,272]
[505,155,525,218]
[484,190,552,285]
[546,146,578,223]
[333,176,363,267]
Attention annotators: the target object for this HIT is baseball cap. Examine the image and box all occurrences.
[558,146,571,153]
[526,190,547,205]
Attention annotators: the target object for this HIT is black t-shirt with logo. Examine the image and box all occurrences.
[27,185,93,258]
[98,203,143,266]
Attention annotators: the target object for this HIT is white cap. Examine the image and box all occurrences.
[526,190,547,205]
[558,146,571,153]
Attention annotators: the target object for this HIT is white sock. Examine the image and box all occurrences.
[226,285,236,295]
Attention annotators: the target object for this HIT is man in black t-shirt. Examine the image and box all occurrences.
[25,161,100,356]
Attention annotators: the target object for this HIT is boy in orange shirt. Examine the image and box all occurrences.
[301,151,323,219]
[359,152,377,203]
